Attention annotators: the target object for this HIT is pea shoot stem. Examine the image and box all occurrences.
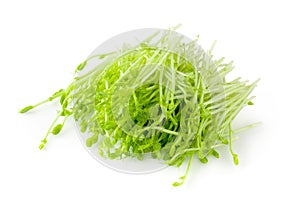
[229,124,239,165]
[39,110,65,150]
[232,122,262,134]
[173,154,194,186]
[19,89,64,113]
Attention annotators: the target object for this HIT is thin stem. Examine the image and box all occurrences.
[173,154,194,186]
[32,99,52,108]
[19,89,64,113]
[39,111,63,150]
[233,122,262,134]
[228,124,239,165]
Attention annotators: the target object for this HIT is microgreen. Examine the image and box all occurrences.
[19,27,259,186]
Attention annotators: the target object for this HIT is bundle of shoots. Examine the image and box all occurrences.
[20,27,259,186]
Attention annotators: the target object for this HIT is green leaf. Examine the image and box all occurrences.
[248,101,254,105]
[62,100,68,109]
[233,154,239,165]
[220,136,229,145]
[39,139,47,150]
[61,109,72,116]
[86,134,98,147]
[52,89,64,96]
[52,124,63,135]
[76,61,87,72]
[200,157,208,164]
[60,92,67,104]
[48,89,64,101]
[19,105,34,113]
[172,181,183,187]
[39,143,45,150]
[211,149,220,158]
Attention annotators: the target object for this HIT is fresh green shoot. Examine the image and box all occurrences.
[19,27,259,186]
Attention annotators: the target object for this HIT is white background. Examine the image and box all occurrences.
[1,0,299,199]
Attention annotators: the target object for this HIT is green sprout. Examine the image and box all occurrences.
[20,27,259,186]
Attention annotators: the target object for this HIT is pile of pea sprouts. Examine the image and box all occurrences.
[20,28,259,186]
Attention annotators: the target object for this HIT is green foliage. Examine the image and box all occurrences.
[20,28,259,186]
